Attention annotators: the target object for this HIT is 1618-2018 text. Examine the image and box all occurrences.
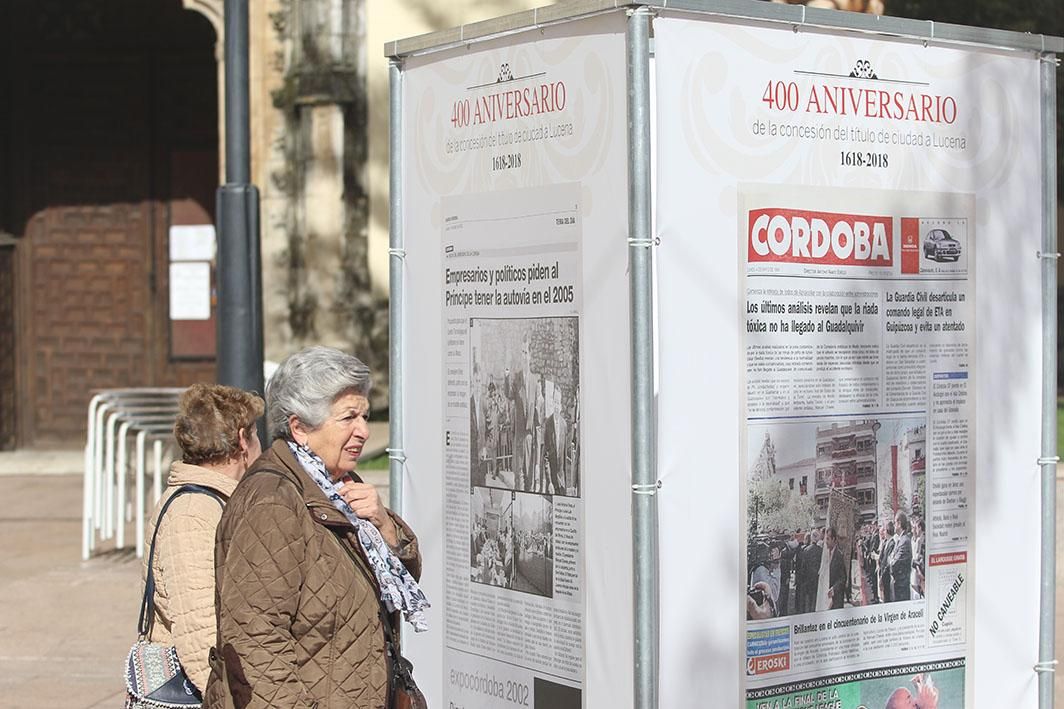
[493,153,522,171]
[841,151,888,168]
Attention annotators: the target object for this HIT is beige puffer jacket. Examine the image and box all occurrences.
[204,440,421,709]
[143,462,237,692]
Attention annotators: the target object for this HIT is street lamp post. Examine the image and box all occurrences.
[216,0,265,416]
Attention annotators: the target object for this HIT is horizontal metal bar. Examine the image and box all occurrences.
[385,0,1063,59]
[653,0,1063,52]
[651,0,1062,52]
[386,0,633,58]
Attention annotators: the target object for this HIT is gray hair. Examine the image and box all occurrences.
[266,346,371,441]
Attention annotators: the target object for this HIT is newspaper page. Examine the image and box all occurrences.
[399,15,629,706]
[442,182,584,707]
[741,185,973,707]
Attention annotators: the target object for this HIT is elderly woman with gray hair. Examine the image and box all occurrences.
[205,346,427,709]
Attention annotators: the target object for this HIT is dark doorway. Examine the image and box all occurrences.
[0,0,219,448]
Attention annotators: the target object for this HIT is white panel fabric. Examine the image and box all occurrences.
[399,12,633,709]
[654,14,1043,708]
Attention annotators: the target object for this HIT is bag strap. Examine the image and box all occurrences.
[329,527,414,700]
[251,463,414,701]
[138,483,226,639]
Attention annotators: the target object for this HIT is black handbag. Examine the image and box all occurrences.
[333,528,428,709]
[125,484,224,709]
[380,606,428,709]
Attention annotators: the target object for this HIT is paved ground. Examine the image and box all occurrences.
[0,425,390,709]
[0,473,141,707]
[0,471,391,708]
[0,446,1061,707]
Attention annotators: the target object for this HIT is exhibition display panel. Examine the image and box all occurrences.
[386,2,1062,707]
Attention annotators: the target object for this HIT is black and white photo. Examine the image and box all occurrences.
[470,487,514,589]
[512,492,554,598]
[469,317,581,497]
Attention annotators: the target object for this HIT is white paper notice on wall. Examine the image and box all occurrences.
[169,224,216,262]
[169,262,211,320]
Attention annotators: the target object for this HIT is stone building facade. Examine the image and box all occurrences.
[0,0,541,448]
[892,423,926,517]
[0,0,884,449]
[814,420,880,525]
[777,456,815,498]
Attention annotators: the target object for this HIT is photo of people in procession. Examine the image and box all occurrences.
[512,492,554,597]
[745,418,927,620]
[470,488,554,598]
[471,488,515,589]
[469,317,581,497]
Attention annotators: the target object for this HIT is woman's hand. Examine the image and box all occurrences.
[337,480,399,547]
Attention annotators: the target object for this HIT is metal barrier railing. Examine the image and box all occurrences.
[82,388,185,559]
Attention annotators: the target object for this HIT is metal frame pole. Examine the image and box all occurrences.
[388,58,406,514]
[223,0,249,187]
[627,7,658,709]
[1037,52,1059,709]
[217,0,265,410]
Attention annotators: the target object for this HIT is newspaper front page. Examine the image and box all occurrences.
[742,186,973,707]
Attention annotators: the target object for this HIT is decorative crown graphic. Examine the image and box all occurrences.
[849,60,879,79]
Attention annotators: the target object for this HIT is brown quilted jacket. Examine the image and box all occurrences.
[203,440,421,709]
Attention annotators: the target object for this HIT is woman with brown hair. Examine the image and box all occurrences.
[141,383,264,695]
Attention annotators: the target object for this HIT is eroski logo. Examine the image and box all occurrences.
[747,652,790,675]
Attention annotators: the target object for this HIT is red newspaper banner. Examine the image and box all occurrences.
[748,207,894,267]
[929,552,968,567]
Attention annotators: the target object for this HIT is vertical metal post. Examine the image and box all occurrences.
[1037,53,1059,709]
[627,8,658,709]
[217,0,265,415]
[388,58,405,513]
[223,0,250,187]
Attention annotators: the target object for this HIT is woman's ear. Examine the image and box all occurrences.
[238,427,252,455]
[288,414,308,445]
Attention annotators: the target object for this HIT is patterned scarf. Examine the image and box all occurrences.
[288,441,429,632]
